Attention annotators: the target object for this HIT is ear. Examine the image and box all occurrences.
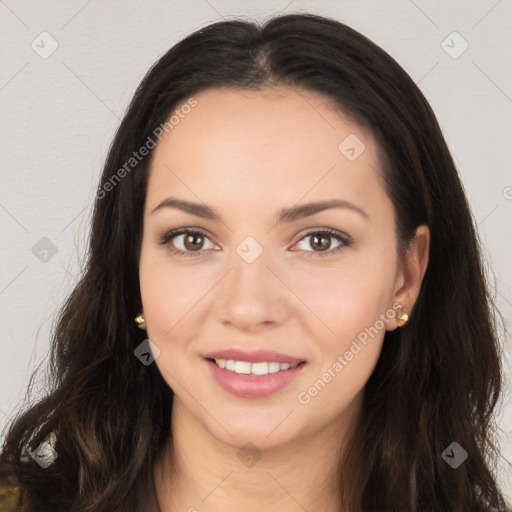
[388,225,430,330]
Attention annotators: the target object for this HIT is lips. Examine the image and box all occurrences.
[204,358,306,398]
[204,348,305,365]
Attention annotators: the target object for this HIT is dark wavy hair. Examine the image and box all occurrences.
[1,12,509,512]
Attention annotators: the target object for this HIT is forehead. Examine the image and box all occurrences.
[145,86,386,219]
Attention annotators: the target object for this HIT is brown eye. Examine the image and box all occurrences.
[294,229,350,257]
[183,232,205,251]
[309,234,331,252]
[158,229,216,258]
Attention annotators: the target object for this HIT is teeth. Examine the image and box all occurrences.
[234,361,251,374]
[268,362,281,373]
[251,362,270,375]
[213,359,300,375]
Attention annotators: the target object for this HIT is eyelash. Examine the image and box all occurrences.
[157,227,352,258]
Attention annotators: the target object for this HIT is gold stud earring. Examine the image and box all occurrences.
[396,308,409,327]
[134,314,146,330]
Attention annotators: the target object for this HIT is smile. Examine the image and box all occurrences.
[205,358,307,399]
[212,358,302,376]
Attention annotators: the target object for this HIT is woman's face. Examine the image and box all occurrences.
[139,86,414,449]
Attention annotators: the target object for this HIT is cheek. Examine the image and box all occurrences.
[139,243,210,337]
[319,278,389,389]
[290,247,397,405]
[287,246,398,342]
[297,272,391,415]
[298,338,382,420]
[139,248,198,390]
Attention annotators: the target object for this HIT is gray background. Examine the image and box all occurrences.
[1,0,511,500]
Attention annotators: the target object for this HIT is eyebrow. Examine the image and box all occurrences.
[151,197,369,222]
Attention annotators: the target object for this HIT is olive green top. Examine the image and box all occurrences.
[0,476,28,511]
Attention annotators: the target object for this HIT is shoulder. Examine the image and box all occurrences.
[0,474,28,512]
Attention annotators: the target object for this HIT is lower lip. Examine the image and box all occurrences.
[205,359,306,399]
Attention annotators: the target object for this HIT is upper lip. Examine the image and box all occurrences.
[204,348,305,364]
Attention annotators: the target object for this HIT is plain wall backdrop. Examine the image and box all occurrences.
[1,0,511,501]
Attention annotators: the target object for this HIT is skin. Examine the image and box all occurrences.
[138,86,430,512]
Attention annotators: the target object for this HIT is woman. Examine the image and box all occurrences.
[0,12,509,512]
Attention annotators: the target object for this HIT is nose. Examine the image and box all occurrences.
[214,242,290,332]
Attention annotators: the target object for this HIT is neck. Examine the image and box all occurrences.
[153,394,362,512]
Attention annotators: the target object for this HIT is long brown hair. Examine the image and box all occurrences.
[1,12,508,511]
